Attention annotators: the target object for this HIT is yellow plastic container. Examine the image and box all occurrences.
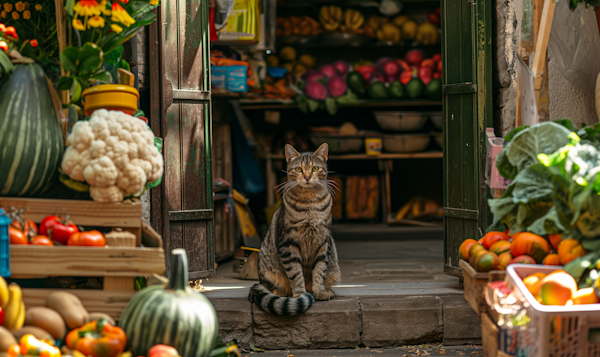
[365,137,382,155]
[81,84,139,116]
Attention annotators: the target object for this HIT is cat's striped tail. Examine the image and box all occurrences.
[248,284,315,316]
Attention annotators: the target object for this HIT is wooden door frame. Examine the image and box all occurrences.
[148,0,215,280]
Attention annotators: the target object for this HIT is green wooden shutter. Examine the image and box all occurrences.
[442,0,493,276]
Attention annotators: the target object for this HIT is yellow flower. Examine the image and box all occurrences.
[22,9,29,18]
[73,0,101,17]
[3,3,11,12]
[11,11,18,19]
[110,23,122,33]
[72,18,85,30]
[100,0,110,15]
[34,3,41,10]
[110,3,134,27]
[149,0,158,5]
[0,10,5,18]
[87,15,104,28]
[15,1,24,11]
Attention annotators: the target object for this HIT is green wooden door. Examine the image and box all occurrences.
[149,0,215,280]
[442,0,493,276]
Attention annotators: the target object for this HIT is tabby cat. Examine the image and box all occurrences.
[248,143,341,316]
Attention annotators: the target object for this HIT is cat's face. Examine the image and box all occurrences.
[285,143,328,189]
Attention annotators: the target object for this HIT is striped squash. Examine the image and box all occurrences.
[0,64,64,197]
[119,249,218,357]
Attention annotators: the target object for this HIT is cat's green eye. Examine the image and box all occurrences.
[312,166,319,172]
[295,167,302,172]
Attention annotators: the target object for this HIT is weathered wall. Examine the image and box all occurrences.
[494,0,600,135]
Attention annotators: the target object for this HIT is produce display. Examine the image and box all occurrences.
[275,6,441,46]
[4,209,106,247]
[292,52,442,115]
[60,109,164,203]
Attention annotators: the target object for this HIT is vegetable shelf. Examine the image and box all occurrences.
[0,197,166,321]
[239,99,443,110]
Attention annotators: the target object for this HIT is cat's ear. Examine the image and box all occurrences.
[313,143,329,161]
[285,144,301,163]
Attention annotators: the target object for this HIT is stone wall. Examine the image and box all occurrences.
[493,0,600,136]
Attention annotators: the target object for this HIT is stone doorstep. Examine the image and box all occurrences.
[208,294,481,351]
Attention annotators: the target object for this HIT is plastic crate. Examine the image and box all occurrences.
[506,264,600,357]
[0,208,10,278]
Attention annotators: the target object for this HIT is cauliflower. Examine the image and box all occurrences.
[61,109,164,203]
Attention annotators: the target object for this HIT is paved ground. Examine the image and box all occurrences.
[241,345,482,356]
[198,229,480,350]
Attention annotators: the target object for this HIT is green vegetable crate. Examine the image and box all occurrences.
[0,197,165,321]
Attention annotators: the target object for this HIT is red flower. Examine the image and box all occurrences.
[0,41,7,51]
[4,26,17,40]
[0,24,5,32]
[114,0,129,4]
[30,39,38,48]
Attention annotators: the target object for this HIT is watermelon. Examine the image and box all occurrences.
[0,64,64,197]
[119,249,218,357]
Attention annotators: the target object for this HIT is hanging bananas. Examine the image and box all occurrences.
[319,5,343,31]
[344,9,364,30]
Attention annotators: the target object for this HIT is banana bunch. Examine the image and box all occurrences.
[319,5,343,31]
[376,23,401,43]
[366,15,388,31]
[416,21,440,45]
[1,279,25,331]
[402,20,418,40]
[395,197,442,221]
[343,9,364,30]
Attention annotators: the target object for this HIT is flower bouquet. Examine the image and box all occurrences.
[58,0,160,106]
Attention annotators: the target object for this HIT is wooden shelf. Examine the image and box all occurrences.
[263,151,443,160]
[240,99,442,110]
[10,245,165,278]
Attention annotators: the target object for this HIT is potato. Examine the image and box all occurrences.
[45,292,89,329]
[0,326,16,352]
[12,326,52,342]
[24,307,67,340]
[88,312,115,326]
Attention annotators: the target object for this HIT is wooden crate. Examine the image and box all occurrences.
[481,311,499,357]
[460,259,505,316]
[0,197,165,320]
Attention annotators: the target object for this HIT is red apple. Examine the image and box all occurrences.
[437,61,442,73]
[433,54,442,62]
[405,49,425,66]
[419,67,433,85]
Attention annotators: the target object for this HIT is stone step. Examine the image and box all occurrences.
[204,284,480,350]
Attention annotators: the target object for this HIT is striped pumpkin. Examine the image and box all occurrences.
[0,64,64,197]
[119,249,218,357]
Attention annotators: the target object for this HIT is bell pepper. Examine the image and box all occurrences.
[148,345,180,357]
[66,319,127,357]
[7,334,61,357]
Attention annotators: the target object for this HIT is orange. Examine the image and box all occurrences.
[459,239,478,261]
[572,288,600,305]
[549,234,562,252]
[543,254,561,266]
[523,272,546,296]
[558,239,586,265]
[510,232,550,264]
[497,252,513,270]
[540,271,577,305]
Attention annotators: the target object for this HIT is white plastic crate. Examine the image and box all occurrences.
[506,264,600,357]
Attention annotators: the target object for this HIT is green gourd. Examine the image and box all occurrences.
[119,249,218,357]
[0,64,64,197]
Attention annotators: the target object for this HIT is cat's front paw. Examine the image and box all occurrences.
[314,290,334,301]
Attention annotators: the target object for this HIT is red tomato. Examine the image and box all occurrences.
[31,236,54,246]
[432,54,442,62]
[9,227,27,245]
[149,345,180,357]
[11,219,38,236]
[482,231,511,249]
[40,215,79,245]
[67,230,106,247]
